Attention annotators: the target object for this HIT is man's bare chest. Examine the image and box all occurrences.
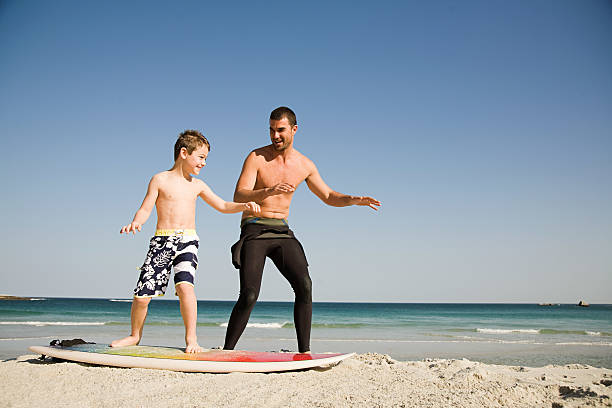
[256,161,308,187]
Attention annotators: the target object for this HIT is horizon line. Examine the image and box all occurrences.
[2,295,610,305]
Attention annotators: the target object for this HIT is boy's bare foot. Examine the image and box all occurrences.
[110,335,140,348]
[185,338,203,353]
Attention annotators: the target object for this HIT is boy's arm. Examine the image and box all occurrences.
[305,161,381,210]
[234,151,295,203]
[199,180,261,214]
[120,176,160,234]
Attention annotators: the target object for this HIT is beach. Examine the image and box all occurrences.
[2,298,612,406]
[1,352,611,407]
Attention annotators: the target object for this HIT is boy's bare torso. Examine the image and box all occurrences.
[247,146,313,219]
[154,171,202,230]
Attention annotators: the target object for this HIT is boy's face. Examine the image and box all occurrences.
[183,145,208,175]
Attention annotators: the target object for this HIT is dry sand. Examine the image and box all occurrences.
[1,353,611,407]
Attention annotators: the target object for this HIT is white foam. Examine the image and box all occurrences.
[586,331,601,336]
[556,342,612,347]
[28,298,46,301]
[0,321,106,327]
[477,328,540,334]
[219,321,290,329]
[109,299,132,302]
[289,338,547,345]
[292,337,612,347]
[0,336,55,341]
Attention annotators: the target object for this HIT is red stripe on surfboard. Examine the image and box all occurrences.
[185,351,343,362]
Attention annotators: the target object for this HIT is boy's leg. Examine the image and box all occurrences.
[111,296,151,347]
[175,283,203,353]
[112,235,175,348]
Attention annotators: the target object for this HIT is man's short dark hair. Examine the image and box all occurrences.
[270,106,297,127]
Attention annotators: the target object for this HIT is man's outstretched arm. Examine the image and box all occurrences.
[305,163,381,210]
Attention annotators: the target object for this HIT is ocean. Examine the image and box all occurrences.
[1,298,611,368]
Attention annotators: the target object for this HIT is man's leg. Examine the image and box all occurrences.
[223,240,268,350]
[176,283,203,353]
[270,239,312,353]
[111,296,151,347]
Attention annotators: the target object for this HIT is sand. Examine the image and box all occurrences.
[1,353,611,407]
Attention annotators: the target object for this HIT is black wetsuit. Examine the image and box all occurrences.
[224,218,312,352]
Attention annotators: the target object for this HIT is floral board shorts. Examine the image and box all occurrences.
[133,230,199,298]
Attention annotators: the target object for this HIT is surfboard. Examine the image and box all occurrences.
[28,344,354,373]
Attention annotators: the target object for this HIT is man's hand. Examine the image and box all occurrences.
[120,222,142,234]
[267,182,295,195]
[244,202,262,214]
[353,196,381,211]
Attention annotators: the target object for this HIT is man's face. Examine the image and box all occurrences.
[184,145,208,175]
[269,117,297,151]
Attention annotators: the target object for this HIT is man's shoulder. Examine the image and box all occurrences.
[292,148,310,160]
[292,149,316,169]
[246,145,274,162]
[251,145,272,156]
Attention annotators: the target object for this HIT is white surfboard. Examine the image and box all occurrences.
[29,344,354,373]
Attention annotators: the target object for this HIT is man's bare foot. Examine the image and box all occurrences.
[110,335,140,348]
[185,341,204,353]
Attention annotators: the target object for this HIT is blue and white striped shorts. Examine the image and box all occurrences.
[133,230,199,298]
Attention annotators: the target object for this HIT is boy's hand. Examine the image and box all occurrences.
[353,196,381,211]
[244,202,261,214]
[120,222,142,234]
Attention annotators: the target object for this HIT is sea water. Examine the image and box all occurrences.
[1,298,611,368]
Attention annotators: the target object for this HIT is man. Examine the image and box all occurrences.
[224,107,381,353]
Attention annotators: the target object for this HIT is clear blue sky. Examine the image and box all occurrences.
[1,1,610,302]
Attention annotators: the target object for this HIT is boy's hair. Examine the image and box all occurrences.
[270,106,297,127]
[174,130,210,161]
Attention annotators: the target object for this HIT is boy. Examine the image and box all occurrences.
[111,130,260,353]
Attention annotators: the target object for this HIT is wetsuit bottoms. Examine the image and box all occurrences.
[224,218,312,352]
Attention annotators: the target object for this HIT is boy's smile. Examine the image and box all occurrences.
[186,145,208,175]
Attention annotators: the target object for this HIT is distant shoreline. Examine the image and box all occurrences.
[0,295,33,301]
